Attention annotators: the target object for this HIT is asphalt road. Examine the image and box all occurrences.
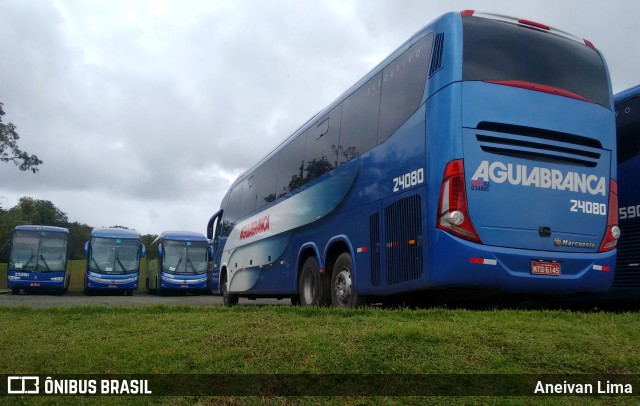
[0,290,290,308]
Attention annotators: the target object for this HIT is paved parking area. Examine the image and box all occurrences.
[0,290,290,308]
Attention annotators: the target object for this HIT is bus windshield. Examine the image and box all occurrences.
[89,237,140,274]
[162,240,208,274]
[9,230,67,272]
[463,16,611,108]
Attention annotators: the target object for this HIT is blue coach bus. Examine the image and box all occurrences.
[146,231,212,295]
[6,225,69,294]
[83,228,146,295]
[207,11,618,307]
[612,85,640,294]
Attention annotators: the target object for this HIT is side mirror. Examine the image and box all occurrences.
[208,245,214,260]
[140,244,147,259]
[157,243,163,259]
[83,241,89,257]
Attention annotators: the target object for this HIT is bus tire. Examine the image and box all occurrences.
[222,274,238,307]
[11,288,19,295]
[331,252,364,308]
[298,256,330,307]
[156,277,165,296]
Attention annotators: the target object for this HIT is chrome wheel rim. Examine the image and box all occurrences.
[334,268,352,306]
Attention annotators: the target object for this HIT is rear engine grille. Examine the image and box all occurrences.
[384,194,423,285]
[370,213,381,287]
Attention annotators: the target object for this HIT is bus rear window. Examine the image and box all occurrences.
[617,96,640,165]
[463,16,611,109]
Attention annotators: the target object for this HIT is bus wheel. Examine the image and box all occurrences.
[11,288,19,295]
[155,278,164,296]
[331,252,364,308]
[125,290,133,296]
[298,256,329,307]
[222,275,238,307]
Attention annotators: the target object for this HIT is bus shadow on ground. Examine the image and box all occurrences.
[373,289,640,313]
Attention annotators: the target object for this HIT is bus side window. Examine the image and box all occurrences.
[224,184,244,234]
[305,104,342,181]
[378,34,433,144]
[256,157,279,208]
[276,132,307,198]
[241,175,256,216]
[339,72,382,165]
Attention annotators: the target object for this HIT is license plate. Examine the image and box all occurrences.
[30,283,41,287]
[531,261,560,276]
[108,285,117,288]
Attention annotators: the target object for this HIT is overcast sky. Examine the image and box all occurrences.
[1,0,638,236]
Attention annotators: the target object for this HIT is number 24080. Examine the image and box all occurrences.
[393,168,425,192]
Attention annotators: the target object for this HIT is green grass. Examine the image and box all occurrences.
[1,305,639,404]
[2,305,638,374]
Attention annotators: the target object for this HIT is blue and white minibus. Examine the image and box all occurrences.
[83,228,146,295]
[207,11,618,307]
[613,85,640,294]
[6,225,70,294]
[146,231,212,295]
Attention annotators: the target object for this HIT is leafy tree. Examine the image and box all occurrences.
[141,234,158,259]
[0,102,42,173]
[66,221,92,260]
[0,197,70,261]
[10,197,68,226]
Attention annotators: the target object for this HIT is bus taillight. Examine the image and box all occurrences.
[599,179,620,252]
[437,159,482,243]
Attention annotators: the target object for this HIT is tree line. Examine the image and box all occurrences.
[0,197,157,262]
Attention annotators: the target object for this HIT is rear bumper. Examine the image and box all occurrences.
[429,229,615,294]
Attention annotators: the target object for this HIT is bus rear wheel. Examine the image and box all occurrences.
[298,256,330,307]
[331,252,364,308]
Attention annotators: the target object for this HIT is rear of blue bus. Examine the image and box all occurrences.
[428,12,618,293]
[613,86,640,293]
[7,226,69,294]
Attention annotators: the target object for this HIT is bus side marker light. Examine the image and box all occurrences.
[357,246,367,253]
